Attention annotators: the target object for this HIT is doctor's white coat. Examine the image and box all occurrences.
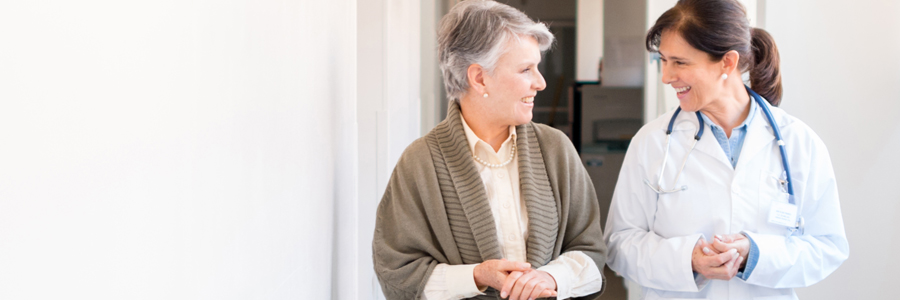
[603,102,849,300]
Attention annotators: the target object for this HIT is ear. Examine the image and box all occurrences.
[466,64,487,96]
[721,50,740,76]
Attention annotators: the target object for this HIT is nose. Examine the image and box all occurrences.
[660,61,676,85]
[534,68,547,91]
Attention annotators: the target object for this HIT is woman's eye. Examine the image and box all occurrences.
[522,68,531,73]
[675,61,686,65]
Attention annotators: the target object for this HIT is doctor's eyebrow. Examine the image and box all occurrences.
[658,52,686,61]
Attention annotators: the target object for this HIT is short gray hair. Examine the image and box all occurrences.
[438,0,554,100]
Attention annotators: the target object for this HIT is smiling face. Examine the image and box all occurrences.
[658,30,728,112]
[481,35,547,126]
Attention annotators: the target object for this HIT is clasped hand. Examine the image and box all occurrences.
[691,233,750,280]
[473,259,557,300]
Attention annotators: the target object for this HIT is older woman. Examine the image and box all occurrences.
[604,0,848,299]
[373,1,607,299]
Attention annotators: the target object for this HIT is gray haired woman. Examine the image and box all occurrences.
[373,1,607,299]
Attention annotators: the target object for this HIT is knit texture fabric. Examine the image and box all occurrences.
[428,102,558,267]
[374,100,607,299]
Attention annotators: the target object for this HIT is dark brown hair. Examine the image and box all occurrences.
[646,0,783,105]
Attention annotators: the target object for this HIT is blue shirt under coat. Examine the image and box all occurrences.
[698,97,761,280]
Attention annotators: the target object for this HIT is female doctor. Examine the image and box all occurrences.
[603,0,849,299]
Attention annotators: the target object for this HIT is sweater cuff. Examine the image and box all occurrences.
[737,231,761,281]
[537,251,604,298]
[424,264,485,300]
[538,260,570,298]
[446,264,486,297]
[740,231,790,286]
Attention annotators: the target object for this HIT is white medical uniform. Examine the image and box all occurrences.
[604,101,849,300]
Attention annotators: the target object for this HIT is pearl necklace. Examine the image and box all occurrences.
[472,141,517,168]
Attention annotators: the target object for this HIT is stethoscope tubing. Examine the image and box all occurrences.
[664,86,795,202]
[659,85,801,232]
[746,87,796,199]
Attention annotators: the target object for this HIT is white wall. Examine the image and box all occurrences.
[643,0,756,122]
[603,0,646,87]
[0,1,360,299]
[357,0,422,299]
[421,0,442,132]
[577,0,603,82]
[766,1,900,298]
[643,0,679,123]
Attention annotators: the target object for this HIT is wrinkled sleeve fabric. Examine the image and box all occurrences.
[603,133,707,292]
[423,264,485,300]
[740,135,849,288]
[537,125,608,299]
[538,251,603,299]
[373,140,450,300]
[736,234,760,280]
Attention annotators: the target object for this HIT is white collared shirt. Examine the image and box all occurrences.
[422,114,604,299]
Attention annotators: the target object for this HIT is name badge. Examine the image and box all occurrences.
[768,201,798,227]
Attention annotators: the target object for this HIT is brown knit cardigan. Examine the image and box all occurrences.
[373,101,607,299]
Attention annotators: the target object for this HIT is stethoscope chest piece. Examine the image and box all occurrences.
[648,85,804,234]
[795,217,805,235]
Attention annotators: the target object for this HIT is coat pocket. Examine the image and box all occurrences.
[757,171,791,232]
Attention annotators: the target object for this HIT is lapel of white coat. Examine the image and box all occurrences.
[735,102,776,171]
[689,113,733,169]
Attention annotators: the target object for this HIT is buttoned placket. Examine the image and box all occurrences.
[426,114,605,299]
[493,164,525,261]
[471,130,527,262]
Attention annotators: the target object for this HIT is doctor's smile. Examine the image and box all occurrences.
[674,85,691,99]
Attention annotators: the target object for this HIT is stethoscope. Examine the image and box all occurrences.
[643,85,804,234]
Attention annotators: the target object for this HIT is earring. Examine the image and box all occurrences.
[483,93,489,98]
[721,74,728,80]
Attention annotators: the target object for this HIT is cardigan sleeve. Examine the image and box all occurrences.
[534,124,609,299]
[372,139,450,300]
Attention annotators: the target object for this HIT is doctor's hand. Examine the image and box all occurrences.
[711,234,750,268]
[692,239,743,280]
[499,269,558,300]
[473,259,533,292]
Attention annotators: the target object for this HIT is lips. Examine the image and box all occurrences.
[674,86,691,99]
[674,86,691,93]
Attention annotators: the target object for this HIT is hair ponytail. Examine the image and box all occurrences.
[646,0,785,106]
[750,28,783,106]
